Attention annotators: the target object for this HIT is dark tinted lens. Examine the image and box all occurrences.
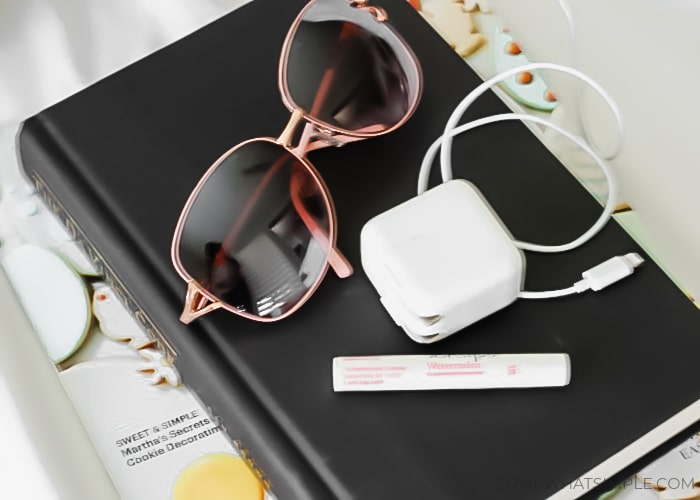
[285,0,420,132]
[178,141,332,318]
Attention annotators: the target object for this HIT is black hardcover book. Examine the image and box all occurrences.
[17,0,700,498]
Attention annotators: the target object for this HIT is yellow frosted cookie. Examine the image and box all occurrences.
[172,453,264,500]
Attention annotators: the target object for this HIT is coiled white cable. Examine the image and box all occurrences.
[417,62,637,299]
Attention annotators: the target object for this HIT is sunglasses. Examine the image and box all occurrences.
[171,0,423,324]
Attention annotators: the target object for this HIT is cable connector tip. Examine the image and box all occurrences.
[578,252,645,292]
[623,252,644,268]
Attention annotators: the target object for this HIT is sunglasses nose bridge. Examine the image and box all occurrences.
[276,107,306,148]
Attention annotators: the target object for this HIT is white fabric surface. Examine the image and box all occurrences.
[0,0,251,126]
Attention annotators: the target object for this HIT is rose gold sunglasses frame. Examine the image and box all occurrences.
[172,0,423,324]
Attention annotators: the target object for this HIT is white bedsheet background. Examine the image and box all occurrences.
[0,2,249,498]
[0,0,250,126]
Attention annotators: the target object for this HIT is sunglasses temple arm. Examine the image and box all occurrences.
[328,246,353,278]
[309,227,353,279]
[290,172,353,279]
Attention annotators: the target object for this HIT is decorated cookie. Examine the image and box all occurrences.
[462,0,491,13]
[2,244,92,363]
[92,283,155,350]
[1,177,100,275]
[138,348,181,386]
[172,454,265,500]
[406,0,422,10]
[421,1,486,57]
[492,25,558,111]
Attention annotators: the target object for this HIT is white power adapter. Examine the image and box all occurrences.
[361,180,525,343]
[361,63,646,343]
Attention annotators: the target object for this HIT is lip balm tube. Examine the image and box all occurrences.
[332,354,570,392]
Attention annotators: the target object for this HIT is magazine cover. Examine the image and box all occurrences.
[0,133,273,500]
[599,433,700,500]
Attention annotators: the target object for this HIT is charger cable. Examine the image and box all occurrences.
[518,252,644,299]
[417,62,642,299]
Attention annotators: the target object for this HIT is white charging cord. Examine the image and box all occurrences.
[417,62,642,299]
[418,111,617,253]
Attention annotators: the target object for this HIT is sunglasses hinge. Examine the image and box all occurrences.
[348,1,388,22]
[314,135,343,148]
[180,281,223,323]
[313,126,343,145]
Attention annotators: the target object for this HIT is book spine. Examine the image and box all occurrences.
[17,117,335,500]
[30,170,177,359]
